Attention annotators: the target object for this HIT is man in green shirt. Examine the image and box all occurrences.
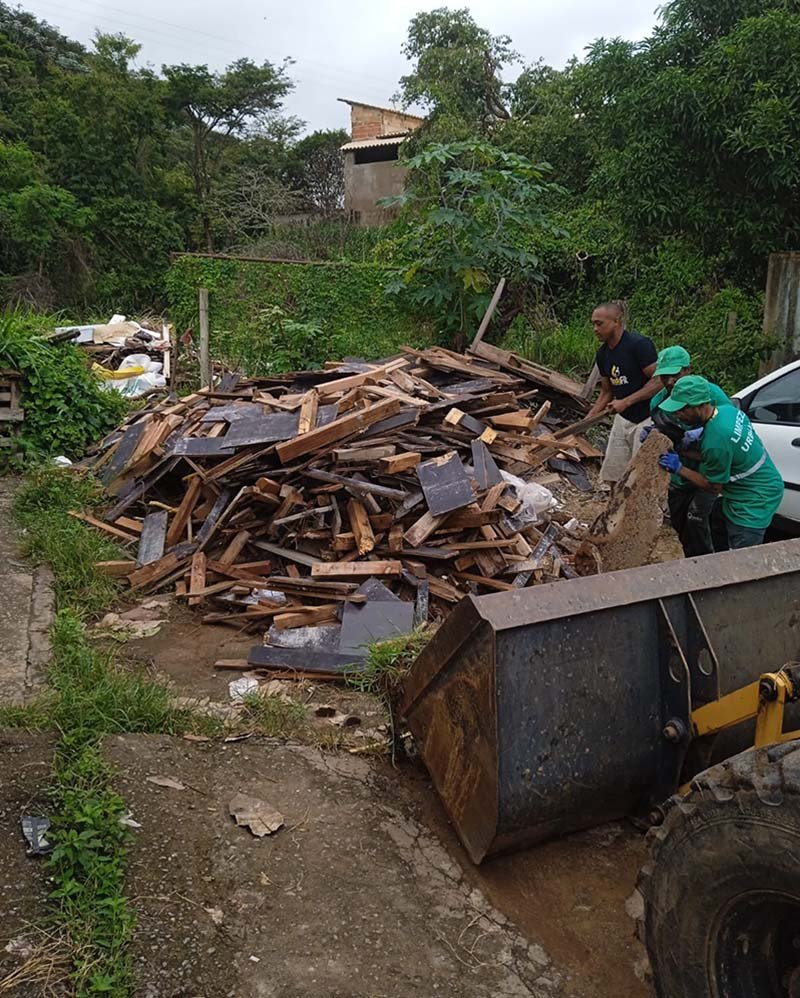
[644,347,731,556]
[658,376,784,549]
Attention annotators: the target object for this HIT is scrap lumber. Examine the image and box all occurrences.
[79,343,608,645]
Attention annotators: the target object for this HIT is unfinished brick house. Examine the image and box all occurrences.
[338,99,424,226]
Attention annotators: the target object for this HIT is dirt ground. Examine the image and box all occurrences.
[0,476,665,997]
[105,733,648,998]
[0,731,57,985]
[101,481,663,998]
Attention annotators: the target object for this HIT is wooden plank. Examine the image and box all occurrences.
[251,540,319,568]
[315,360,405,397]
[403,510,445,548]
[69,511,137,544]
[552,411,609,440]
[297,389,319,434]
[417,451,474,516]
[488,411,533,430]
[115,516,144,535]
[304,468,407,501]
[137,510,169,566]
[388,524,404,552]
[217,529,251,567]
[194,487,234,549]
[471,277,505,349]
[222,411,299,446]
[275,398,401,463]
[471,439,503,490]
[469,340,587,401]
[188,551,207,606]
[334,445,395,463]
[530,399,551,428]
[379,451,420,474]
[247,644,366,675]
[273,604,340,629]
[310,561,402,578]
[165,476,202,548]
[453,571,515,591]
[199,287,211,389]
[347,499,376,555]
[128,551,189,589]
[170,437,235,457]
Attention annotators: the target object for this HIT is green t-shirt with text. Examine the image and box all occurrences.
[650,381,732,488]
[699,406,784,529]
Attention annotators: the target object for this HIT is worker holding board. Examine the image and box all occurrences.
[657,375,784,549]
[587,301,659,484]
[644,346,731,556]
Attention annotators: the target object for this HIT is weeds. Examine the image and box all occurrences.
[348,628,432,699]
[14,468,123,616]
[239,692,307,738]
[5,467,215,994]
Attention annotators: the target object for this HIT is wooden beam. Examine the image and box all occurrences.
[310,561,402,578]
[198,287,211,389]
[347,499,376,555]
[188,551,207,606]
[471,276,505,349]
[275,398,401,463]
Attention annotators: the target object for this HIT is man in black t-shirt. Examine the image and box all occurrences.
[586,302,659,483]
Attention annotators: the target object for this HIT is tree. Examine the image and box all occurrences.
[397,8,517,135]
[163,59,294,249]
[381,139,563,349]
[285,129,348,214]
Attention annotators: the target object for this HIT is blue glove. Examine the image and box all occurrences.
[680,426,704,449]
[639,424,654,443]
[659,451,682,473]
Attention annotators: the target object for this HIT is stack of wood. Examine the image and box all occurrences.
[79,345,603,677]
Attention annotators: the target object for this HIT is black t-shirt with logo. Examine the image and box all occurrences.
[595,330,658,424]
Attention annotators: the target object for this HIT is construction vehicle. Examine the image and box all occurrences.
[400,537,800,997]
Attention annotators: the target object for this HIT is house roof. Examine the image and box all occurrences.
[336,98,425,121]
[341,135,409,152]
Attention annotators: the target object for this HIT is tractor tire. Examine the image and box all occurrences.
[639,740,800,998]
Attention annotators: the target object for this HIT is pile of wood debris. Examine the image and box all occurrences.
[78,343,604,678]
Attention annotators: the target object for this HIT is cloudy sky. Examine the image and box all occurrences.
[22,0,660,133]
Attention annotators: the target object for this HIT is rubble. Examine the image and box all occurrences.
[78,345,604,677]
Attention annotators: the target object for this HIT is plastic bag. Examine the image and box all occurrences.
[500,471,557,524]
[97,353,166,398]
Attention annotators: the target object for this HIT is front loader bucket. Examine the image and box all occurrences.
[400,538,800,863]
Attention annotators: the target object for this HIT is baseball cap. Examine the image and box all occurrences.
[654,345,691,376]
[658,375,712,413]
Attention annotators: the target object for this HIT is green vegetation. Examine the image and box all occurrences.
[1,468,216,994]
[166,255,435,374]
[348,628,432,700]
[239,691,307,738]
[380,139,564,348]
[0,5,349,310]
[0,312,127,464]
[386,1,794,389]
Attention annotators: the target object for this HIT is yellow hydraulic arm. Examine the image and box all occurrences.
[691,664,800,749]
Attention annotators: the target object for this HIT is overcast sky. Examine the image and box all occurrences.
[21,0,660,134]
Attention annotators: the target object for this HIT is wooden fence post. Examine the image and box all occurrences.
[198,287,211,389]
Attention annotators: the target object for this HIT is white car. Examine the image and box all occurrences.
[734,358,800,531]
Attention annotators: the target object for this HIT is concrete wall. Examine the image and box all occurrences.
[344,155,407,226]
[764,252,800,360]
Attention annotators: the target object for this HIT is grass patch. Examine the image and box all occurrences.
[239,692,307,738]
[347,628,433,700]
[4,466,218,994]
[14,468,124,616]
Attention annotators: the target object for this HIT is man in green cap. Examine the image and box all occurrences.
[658,376,784,549]
[644,346,732,556]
